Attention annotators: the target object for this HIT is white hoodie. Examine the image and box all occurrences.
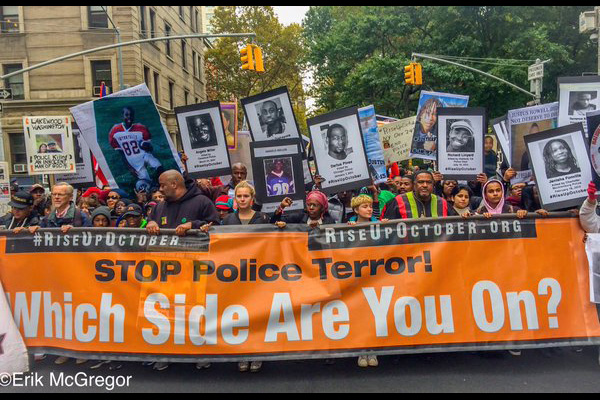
[579,198,600,233]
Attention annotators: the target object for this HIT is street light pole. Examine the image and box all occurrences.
[100,6,124,91]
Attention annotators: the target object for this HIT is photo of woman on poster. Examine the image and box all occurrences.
[543,138,581,178]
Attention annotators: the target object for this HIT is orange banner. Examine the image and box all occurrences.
[1,217,599,362]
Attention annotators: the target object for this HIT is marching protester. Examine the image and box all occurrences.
[88,206,112,228]
[448,185,475,217]
[215,195,234,224]
[476,179,527,219]
[29,184,47,217]
[271,190,336,227]
[221,181,270,227]
[0,191,40,230]
[384,171,449,219]
[147,170,219,238]
[33,182,88,232]
[579,182,600,233]
[120,204,148,229]
[328,190,354,224]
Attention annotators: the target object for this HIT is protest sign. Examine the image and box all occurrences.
[0,161,9,216]
[507,102,558,171]
[55,124,95,189]
[558,76,600,134]
[221,102,238,150]
[23,116,76,176]
[585,234,600,304]
[0,280,28,373]
[525,123,591,211]
[586,110,600,190]
[228,130,254,185]
[358,105,387,184]
[409,91,469,161]
[242,87,301,143]
[70,84,183,197]
[250,139,305,214]
[1,217,599,362]
[175,101,232,180]
[491,115,510,160]
[307,107,372,195]
[378,116,416,164]
[437,108,486,181]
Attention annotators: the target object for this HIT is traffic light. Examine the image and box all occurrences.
[240,44,254,71]
[404,63,415,85]
[404,62,423,86]
[253,45,265,73]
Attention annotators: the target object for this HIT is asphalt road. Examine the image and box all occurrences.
[3,347,600,393]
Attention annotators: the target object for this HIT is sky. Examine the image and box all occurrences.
[272,6,315,111]
[272,6,311,26]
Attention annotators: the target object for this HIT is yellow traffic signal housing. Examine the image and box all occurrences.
[253,45,265,73]
[404,63,415,85]
[414,63,423,85]
[240,44,255,71]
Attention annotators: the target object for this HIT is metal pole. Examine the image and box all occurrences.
[412,53,536,99]
[0,33,257,81]
[100,6,124,91]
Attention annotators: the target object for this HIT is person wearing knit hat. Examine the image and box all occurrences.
[215,195,234,224]
[271,190,336,228]
[89,206,112,227]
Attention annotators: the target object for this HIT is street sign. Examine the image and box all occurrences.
[0,89,12,100]
[528,63,544,81]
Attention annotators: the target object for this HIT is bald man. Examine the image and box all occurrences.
[147,170,219,236]
[259,100,285,137]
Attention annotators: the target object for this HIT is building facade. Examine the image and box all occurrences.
[0,6,208,183]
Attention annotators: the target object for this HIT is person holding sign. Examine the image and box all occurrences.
[476,179,528,219]
[580,182,600,233]
[271,190,336,228]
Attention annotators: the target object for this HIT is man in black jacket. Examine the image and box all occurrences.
[0,191,40,231]
[147,170,219,236]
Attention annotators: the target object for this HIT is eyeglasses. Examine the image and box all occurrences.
[107,195,120,200]
[52,193,69,198]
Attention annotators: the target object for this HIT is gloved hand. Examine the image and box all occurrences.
[140,141,153,152]
[588,181,597,202]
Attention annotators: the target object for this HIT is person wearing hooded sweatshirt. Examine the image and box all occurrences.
[88,206,112,228]
[580,182,600,233]
[476,179,527,219]
[146,170,219,238]
[271,190,336,227]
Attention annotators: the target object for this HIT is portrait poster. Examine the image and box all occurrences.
[437,108,486,181]
[586,110,600,191]
[221,102,238,150]
[378,116,416,164]
[358,105,387,184]
[250,139,305,214]
[490,115,510,161]
[507,102,558,171]
[0,161,9,216]
[55,124,95,189]
[241,87,301,143]
[525,123,591,211]
[558,76,600,134]
[409,91,469,161]
[70,84,183,197]
[175,101,232,180]
[23,116,76,176]
[228,130,254,184]
[307,107,372,195]
[585,234,600,304]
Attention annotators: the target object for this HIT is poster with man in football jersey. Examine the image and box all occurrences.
[71,84,183,196]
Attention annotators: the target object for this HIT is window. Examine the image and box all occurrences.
[91,60,112,93]
[144,66,151,88]
[88,6,109,29]
[181,41,187,70]
[0,6,19,33]
[192,50,197,78]
[153,72,160,103]
[194,10,199,33]
[168,81,174,109]
[165,23,172,57]
[9,133,27,171]
[149,8,156,38]
[184,90,189,106]
[139,6,147,38]
[179,6,185,21]
[3,64,24,100]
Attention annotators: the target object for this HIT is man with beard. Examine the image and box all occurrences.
[384,171,448,219]
[259,100,286,137]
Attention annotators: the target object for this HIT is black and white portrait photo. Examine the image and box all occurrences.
[526,123,592,211]
[175,101,232,179]
[242,87,300,143]
[436,108,485,181]
[307,107,372,195]
[186,113,218,149]
[255,97,287,138]
[541,138,581,179]
[569,91,597,117]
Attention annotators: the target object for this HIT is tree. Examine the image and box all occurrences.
[206,6,308,133]
[303,6,597,119]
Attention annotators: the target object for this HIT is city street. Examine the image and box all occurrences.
[4,347,600,393]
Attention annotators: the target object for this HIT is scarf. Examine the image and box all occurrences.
[482,179,505,215]
[306,190,329,216]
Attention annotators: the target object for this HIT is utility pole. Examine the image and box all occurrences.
[101,6,124,91]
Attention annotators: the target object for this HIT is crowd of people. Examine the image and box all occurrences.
[0,140,592,372]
